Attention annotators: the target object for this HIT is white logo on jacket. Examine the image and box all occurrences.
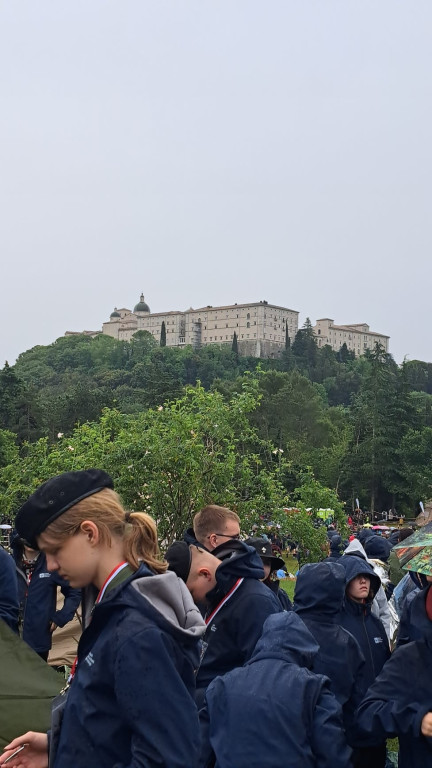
[39,573,51,579]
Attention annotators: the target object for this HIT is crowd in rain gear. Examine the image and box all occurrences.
[4,472,432,768]
[294,561,366,742]
[338,556,390,689]
[355,581,432,768]
[200,612,353,768]
[338,553,390,768]
[341,537,392,639]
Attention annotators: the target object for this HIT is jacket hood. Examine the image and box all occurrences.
[294,562,345,617]
[343,537,368,559]
[358,528,375,545]
[364,535,391,563]
[214,540,265,591]
[183,527,202,548]
[339,555,381,597]
[249,611,319,668]
[409,586,432,642]
[103,565,206,643]
[329,534,342,554]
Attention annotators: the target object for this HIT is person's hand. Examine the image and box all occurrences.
[49,622,57,634]
[0,732,48,767]
[421,712,432,738]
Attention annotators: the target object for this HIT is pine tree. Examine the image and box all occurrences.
[231,331,238,356]
[285,321,290,351]
[160,321,166,347]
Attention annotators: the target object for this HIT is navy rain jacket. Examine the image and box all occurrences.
[0,546,19,632]
[355,596,432,768]
[338,556,390,690]
[294,561,366,740]
[14,551,81,654]
[200,611,352,768]
[397,583,431,647]
[196,541,281,700]
[54,565,205,768]
[265,577,292,610]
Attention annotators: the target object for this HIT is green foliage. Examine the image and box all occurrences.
[2,330,432,522]
[292,471,348,535]
[0,430,18,469]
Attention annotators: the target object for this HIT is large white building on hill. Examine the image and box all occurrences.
[66,295,390,359]
[313,318,389,356]
[100,295,299,358]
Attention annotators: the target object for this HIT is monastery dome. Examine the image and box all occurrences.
[134,293,150,313]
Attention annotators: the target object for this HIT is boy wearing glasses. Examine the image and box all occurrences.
[184,505,241,554]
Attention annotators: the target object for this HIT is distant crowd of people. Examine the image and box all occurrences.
[0,470,430,767]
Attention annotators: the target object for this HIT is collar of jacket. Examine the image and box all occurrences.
[343,596,372,616]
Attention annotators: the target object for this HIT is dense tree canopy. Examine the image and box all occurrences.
[1,331,431,527]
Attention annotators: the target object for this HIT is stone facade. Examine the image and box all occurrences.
[101,297,299,358]
[313,318,389,356]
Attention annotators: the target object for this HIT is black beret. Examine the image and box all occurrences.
[165,541,192,583]
[15,469,114,548]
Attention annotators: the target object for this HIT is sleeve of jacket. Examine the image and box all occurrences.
[354,648,429,743]
[309,678,353,768]
[51,574,81,627]
[277,588,292,611]
[0,547,19,633]
[396,593,415,647]
[233,588,282,662]
[113,625,201,768]
[372,585,391,641]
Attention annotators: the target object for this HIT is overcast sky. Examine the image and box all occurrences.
[1,1,431,366]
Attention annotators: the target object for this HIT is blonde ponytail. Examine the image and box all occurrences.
[124,512,167,573]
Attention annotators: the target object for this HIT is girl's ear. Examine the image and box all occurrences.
[80,520,100,545]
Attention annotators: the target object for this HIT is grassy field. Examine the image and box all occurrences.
[279,554,298,601]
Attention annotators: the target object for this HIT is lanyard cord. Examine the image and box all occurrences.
[205,578,244,625]
[95,561,129,604]
[67,561,129,685]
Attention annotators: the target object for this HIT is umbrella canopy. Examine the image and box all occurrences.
[393,522,432,568]
[0,621,61,749]
[393,522,432,550]
[403,546,432,577]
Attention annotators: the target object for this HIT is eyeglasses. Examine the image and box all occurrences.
[208,533,242,540]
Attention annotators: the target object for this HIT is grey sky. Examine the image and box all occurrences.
[1,1,431,365]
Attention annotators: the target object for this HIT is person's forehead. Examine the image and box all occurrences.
[222,518,240,534]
